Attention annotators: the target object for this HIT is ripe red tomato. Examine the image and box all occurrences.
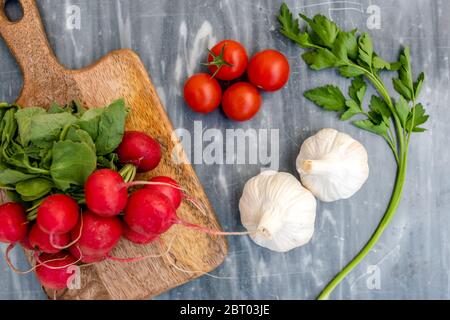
[207,40,248,81]
[184,73,222,113]
[247,49,290,91]
[222,82,262,121]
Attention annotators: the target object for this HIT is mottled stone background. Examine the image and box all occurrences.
[0,0,448,300]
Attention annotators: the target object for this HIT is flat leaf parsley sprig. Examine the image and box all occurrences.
[277,3,429,299]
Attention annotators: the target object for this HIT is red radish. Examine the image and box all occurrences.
[0,202,27,243]
[84,169,179,218]
[122,222,159,245]
[29,224,70,254]
[125,189,176,235]
[70,211,122,257]
[69,245,107,264]
[117,131,162,172]
[145,176,183,209]
[85,169,128,217]
[35,252,77,290]
[85,170,248,243]
[70,224,157,263]
[37,195,79,235]
[137,175,206,214]
[85,169,186,218]
[125,188,250,238]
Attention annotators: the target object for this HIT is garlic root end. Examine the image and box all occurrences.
[301,160,314,174]
[257,227,273,239]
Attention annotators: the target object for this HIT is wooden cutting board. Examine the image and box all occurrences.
[0,0,228,300]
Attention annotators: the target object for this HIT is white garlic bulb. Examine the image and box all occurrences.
[239,171,316,252]
[296,128,369,202]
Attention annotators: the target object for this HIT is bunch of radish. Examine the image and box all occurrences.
[1,130,237,292]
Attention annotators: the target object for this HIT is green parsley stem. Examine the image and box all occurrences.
[317,63,409,299]
[406,100,417,147]
[351,63,406,155]
[384,136,400,164]
[317,148,408,299]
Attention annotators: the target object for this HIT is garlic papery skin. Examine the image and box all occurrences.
[239,171,316,252]
[296,128,369,202]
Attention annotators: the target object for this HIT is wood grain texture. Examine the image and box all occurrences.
[0,0,227,300]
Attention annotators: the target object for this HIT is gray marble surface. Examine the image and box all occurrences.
[0,0,448,300]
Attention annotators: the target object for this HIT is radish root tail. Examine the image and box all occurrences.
[34,250,82,270]
[105,235,176,263]
[49,212,84,250]
[183,195,208,216]
[124,181,187,193]
[165,250,238,280]
[177,219,253,236]
[4,244,79,275]
[126,180,252,237]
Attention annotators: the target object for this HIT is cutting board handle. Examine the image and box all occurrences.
[0,0,62,83]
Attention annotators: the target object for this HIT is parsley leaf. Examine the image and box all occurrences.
[278,3,313,47]
[357,33,374,69]
[339,65,365,78]
[393,47,414,100]
[304,85,346,111]
[373,55,401,71]
[395,96,410,128]
[299,14,339,48]
[406,103,429,132]
[302,48,340,70]
[353,118,389,139]
[341,100,362,121]
[332,30,358,61]
[348,76,366,105]
[369,95,391,124]
[414,72,425,97]
[340,77,367,120]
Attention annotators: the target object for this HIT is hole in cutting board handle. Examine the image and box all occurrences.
[3,0,24,22]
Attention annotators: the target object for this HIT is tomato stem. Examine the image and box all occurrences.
[202,45,233,78]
